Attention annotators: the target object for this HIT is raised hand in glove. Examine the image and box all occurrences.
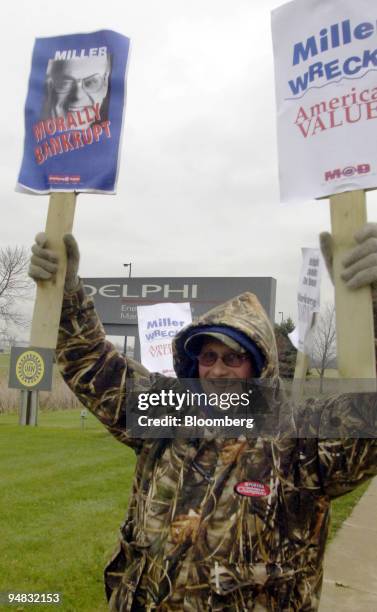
[28,232,80,293]
[320,223,377,289]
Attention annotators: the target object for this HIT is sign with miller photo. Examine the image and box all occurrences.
[13,30,131,426]
[17,30,130,193]
[272,0,377,203]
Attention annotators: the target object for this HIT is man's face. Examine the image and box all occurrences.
[47,56,109,125]
[198,339,254,381]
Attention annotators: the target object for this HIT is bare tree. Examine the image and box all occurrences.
[0,246,32,338]
[274,317,297,379]
[310,304,336,393]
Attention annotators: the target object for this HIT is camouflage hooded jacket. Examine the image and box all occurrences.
[56,288,377,612]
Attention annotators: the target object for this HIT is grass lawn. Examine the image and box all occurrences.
[0,409,371,611]
[328,479,370,540]
[0,410,135,612]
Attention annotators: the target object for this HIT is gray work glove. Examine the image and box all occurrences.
[28,232,80,293]
[320,222,377,289]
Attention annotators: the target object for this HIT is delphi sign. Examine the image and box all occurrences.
[272,0,377,203]
[82,277,276,325]
[17,30,130,193]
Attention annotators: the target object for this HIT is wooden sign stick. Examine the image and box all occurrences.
[292,351,309,401]
[30,192,76,348]
[330,190,375,380]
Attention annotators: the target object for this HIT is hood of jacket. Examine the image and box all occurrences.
[173,292,279,380]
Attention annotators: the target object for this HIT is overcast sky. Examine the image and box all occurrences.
[2,0,377,334]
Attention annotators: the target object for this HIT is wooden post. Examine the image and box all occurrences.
[292,351,308,401]
[30,192,76,348]
[330,190,375,381]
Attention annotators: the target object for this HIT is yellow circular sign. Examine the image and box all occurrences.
[16,350,45,387]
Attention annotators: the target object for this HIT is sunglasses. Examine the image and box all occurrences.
[53,73,108,94]
[197,350,250,368]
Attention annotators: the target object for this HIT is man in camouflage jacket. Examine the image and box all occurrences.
[29,227,377,611]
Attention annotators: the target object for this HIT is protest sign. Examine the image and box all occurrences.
[290,248,321,394]
[14,31,130,424]
[137,303,192,376]
[289,248,321,354]
[272,0,377,203]
[17,30,130,194]
[272,0,376,381]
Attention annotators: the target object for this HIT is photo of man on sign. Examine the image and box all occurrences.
[17,30,130,193]
[42,53,111,130]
